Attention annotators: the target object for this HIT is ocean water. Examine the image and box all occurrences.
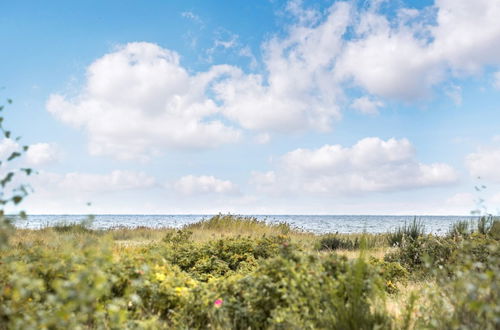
[12,214,478,234]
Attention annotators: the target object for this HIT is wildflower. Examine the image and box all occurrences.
[214,299,223,307]
[155,272,166,282]
[175,287,188,296]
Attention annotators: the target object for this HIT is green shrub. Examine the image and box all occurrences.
[183,251,392,329]
[388,217,425,247]
[52,222,94,234]
[317,234,360,250]
[386,232,498,275]
[184,214,292,235]
[369,257,409,293]
[447,220,471,238]
[414,241,500,329]
[158,230,291,280]
[490,218,500,240]
[385,235,455,272]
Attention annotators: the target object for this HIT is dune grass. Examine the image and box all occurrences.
[3,214,499,329]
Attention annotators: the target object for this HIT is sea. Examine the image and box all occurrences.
[11,214,479,235]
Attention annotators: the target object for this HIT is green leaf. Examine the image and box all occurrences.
[12,195,23,205]
[1,172,14,187]
[7,151,21,161]
[4,130,10,138]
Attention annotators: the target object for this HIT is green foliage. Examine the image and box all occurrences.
[1,216,499,328]
[415,241,500,329]
[52,222,94,234]
[0,97,34,249]
[385,232,499,275]
[0,232,392,329]
[179,251,391,329]
[184,213,293,235]
[447,220,471,238]
[387,217,426,247]
[317,234,360,250]
[157,230,291,281]
[368,257,409,293]
[317,233,387,251]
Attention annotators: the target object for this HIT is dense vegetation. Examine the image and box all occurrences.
[0,214,499,329]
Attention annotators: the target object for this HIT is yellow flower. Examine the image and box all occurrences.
[155,272,166,282]
[175,287,188,296]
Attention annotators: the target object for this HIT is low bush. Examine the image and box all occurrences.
[388,217,425,247]
[317,234,360,250]
[414,241,500,329]
[385,232,499,275]
[184,214,292,235]
[0,214,498,329]
[191,251,392,329]
[368,257,409,293]
[155,230,291,280]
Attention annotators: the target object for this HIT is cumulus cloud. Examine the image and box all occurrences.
[181,11,202,24]
[46,1,500,158]
[251,137,458,195]
[35,170,156,193]
[26,143,60,166]
[445,192,474,207]
[350,96,384,115]
[466,147,500,183]
[0,138,20,160]
[255,133,271,144]
[214,0,500,130]
[0,139,59,166]
[336,0,500,100]
[490,193,500,205]
[494,71,500,90]
[213,1,349,132]
[47,42,241,160]
[173,175,238,195]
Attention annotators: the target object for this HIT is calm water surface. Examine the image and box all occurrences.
[12,214,477,234]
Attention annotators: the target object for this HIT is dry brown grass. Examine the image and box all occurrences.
[334,247,394,260]
[10,215,392,252]
[10,215,433,328]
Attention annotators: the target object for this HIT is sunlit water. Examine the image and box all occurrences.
[11,214,478,234]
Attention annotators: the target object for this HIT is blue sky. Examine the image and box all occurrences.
[1,0,499,215]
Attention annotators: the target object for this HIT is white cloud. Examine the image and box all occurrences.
[46,1,500,157]
[490,193,500,205]
[214,0,500,131]
[255,133,271,144]
[0,138,20,160]
[181,11,202,24]
[0,139,59,166]
[35,170,156,193]
[445,192,474,207]
[251,137,458,195]
[26,143,59,166]
[212,1,350,132]
[238,46,258,70]
[466,147,500,183]
[445,85,462,106]
[336,0,500,100]
[350,96,384,115]
[47,42,241,160]
[173,175,238,195]
[493,71,500,90]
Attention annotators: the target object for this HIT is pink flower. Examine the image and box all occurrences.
[214,299,223,307]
